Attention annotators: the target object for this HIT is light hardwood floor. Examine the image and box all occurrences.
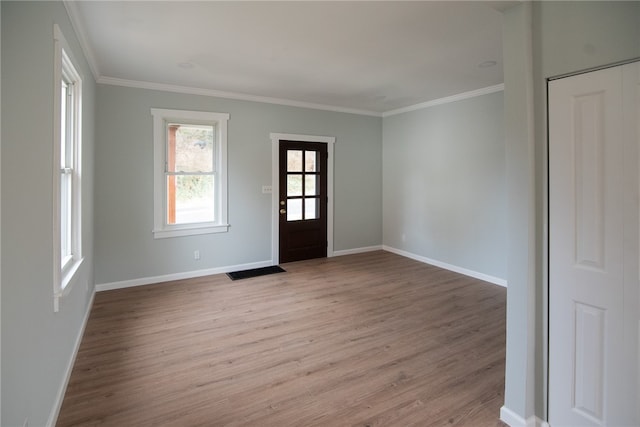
[57,251,507,427]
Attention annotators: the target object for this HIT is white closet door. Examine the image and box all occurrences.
[549,62,639,426]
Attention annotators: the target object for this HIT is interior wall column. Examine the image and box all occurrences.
[500,2,540,425]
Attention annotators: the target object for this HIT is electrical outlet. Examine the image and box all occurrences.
[262,185,272,194]
[194,250,200,260]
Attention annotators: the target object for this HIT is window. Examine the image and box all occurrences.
[285,148,322,221]
[152,108,229,238]
[53,25,83,310]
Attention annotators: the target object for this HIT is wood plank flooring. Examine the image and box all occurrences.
[57,251,507,427]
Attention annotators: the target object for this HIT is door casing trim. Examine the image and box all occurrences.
[269,133,335,264]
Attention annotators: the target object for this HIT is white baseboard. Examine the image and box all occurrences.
[96,247,506,291]
[382,245,507,287]
[332,245,383,257]
[47,291,95,427]
[95,260,273,292]
[500,406,525,427]
[500,406,549,427]
[97,248,389,292]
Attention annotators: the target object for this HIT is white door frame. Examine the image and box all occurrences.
[269,133,335,264]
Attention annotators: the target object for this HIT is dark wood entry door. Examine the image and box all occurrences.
[279,140,328,263]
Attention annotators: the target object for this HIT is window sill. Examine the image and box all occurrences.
[54,257,84,312]
[153,224,229,239]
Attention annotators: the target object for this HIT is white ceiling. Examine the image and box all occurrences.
[69,1,506,115]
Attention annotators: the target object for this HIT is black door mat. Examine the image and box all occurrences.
[227,265,286,281]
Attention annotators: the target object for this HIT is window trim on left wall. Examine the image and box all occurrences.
[53,24,83,312]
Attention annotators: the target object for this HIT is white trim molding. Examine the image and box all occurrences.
[63,1,100,80]
[383,83,505,117]
[382,245,507,287]
[269,133,336,265]
[60,3,506,120]
[47,291,95,427]
[269,133,335,144]
[53,24,84,312]
[500,406,549,427]
[100,76,381,117]
[96,260,273,292]
[100,77,505,119]
[333,245,383,257]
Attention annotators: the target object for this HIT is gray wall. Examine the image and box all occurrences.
[502,0,640,423]
[1,2,3,422]
[1,2,96,426]
[382,91,506,281]
[535,1,640,79]
[1,2,3,423]
[94,85,382,285]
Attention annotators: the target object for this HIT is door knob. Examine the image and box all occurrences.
[280,209,286,214]
[280,201,285,206]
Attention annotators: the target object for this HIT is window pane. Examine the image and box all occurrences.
[305,198,318,219]
[168,175,215,224]
[287,150,303,172]
[60,81,68,167]
[305,151,317,172]
[305,175,317,196]
[60,172,72,261]
[287,175,302,196]
[61,80,75,168]
[168,124,214,173]
[287,199,302,221]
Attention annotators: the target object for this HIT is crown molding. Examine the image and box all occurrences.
[99,77,505,119]
[62,1,503,119]
[382,83,505,117]
[63,1,101,81]
[97,76,383,117]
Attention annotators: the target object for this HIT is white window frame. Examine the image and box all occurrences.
[53,24,83,312]
[152,108,229,238]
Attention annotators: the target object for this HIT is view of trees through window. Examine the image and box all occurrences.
[169,124,215,224]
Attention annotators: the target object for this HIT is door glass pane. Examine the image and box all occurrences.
[305,175,317,196]
[305,151,317,172]
[287,175,302,196]
[287,150,303,172]
[287,199,302,221]
[305,198,318,219]
[169,124,214,173]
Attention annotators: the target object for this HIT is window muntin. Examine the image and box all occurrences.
[152,109,229,238]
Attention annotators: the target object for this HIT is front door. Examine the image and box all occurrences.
[279,140,327,263]
[549,62,639,425]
